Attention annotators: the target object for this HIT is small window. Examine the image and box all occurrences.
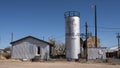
[37,46,40,54]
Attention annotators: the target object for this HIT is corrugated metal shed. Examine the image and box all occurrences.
[11,36,53,60]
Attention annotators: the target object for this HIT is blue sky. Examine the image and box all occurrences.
[0,0,120,48]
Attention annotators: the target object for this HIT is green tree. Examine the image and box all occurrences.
[48,38,65,58]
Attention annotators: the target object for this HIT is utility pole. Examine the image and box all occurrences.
[85,22,88,61]
[0,36,1,44]
[117,33,120,50]
[94,5,97,48]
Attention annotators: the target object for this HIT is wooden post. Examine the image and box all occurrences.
[85,22,88,61]
[94,5,97,48]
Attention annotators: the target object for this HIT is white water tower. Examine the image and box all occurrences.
[64,11,80,60]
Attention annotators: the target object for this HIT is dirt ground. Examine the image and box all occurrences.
[0,61,120,68]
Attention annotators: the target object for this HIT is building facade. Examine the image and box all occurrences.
[88,47,107,60]
[11,36,53,60]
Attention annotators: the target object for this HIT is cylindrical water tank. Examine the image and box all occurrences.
[64,11,80,60]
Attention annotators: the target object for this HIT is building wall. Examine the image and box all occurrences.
[85,36,100,48]
[11,38,49,60]
[88,48,106,59]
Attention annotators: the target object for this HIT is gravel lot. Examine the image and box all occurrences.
[0,60,120,68]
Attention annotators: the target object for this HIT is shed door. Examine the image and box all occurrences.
[37,46,40,54]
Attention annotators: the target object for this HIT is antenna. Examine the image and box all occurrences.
[43,36,44,40]
[11,32,13,42]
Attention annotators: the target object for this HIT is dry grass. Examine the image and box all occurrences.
[0,54,6,60]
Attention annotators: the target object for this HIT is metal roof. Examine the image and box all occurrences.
[10,36,53,46]
[107,46,118,52]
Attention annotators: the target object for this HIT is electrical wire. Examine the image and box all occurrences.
[89,25,120,30]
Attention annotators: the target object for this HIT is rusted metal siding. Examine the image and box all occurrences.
[11,37,49,60]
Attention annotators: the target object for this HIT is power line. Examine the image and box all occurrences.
[88,26,120,32]
[89,25,120,30]
[80,25,120,29]
[97,30,120,33]
[81,26,120,33]
[80,24,120,33]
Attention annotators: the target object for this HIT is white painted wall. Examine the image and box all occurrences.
[65,16,80,59]
[11,37,50,60]
[88,48,106,59]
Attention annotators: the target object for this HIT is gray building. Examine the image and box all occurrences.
[10,36,53,60]
[88,47,107,60]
